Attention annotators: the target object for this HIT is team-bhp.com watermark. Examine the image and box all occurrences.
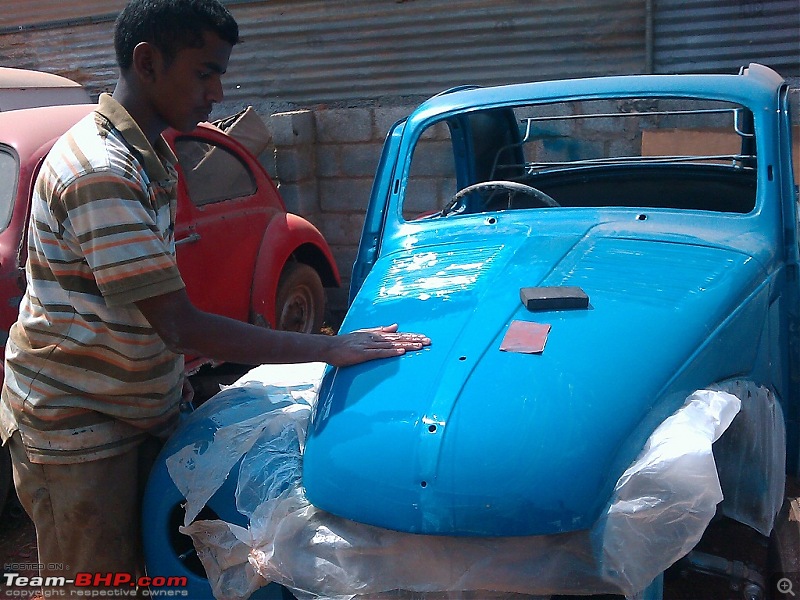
[2,566,188,597]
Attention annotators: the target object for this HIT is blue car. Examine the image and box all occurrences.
[144,64,800,600]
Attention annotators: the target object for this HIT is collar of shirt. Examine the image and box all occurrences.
[95,93,179,185]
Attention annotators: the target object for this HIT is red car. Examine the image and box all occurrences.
[0,103,340,358]
[0,103,340,511]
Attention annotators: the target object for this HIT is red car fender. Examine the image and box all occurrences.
[250,213,340,327]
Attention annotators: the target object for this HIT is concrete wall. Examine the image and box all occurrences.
[251,105,416,317]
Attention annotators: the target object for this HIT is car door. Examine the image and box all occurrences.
[170,127,279,324]
[349,120,405,303]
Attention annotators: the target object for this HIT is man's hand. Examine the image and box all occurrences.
[136,289,429,368]
[328,324,431,367]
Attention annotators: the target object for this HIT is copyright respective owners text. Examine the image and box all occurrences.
[774,573,800,597]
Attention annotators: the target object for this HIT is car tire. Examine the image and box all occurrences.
[0,444,12,516]
[275,262,325,334]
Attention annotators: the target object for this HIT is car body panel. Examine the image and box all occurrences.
[302,63,800,537]
[249,212,341,328]
[141,388,292,600]
[168,126,282,326]
[0,67,91,111]
[306,217,777,535]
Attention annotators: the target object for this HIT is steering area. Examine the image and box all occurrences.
[447,180,560,214]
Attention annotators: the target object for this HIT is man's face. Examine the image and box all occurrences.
[149,30,232,133]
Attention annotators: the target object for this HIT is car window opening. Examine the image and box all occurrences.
[404,98,758,221]
[175,137,257,206]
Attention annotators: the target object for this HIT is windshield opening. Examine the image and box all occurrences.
[403,97,757,221]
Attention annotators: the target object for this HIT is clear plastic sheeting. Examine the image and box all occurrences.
[166,367,786,600]
[597,388,741,590]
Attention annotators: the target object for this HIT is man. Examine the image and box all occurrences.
[0,0,429,594]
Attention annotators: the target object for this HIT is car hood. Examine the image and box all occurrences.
[303,222,769,536]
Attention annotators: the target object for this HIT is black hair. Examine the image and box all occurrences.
[114,0,239,71]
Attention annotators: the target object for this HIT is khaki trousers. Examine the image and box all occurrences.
[7,431,162,598]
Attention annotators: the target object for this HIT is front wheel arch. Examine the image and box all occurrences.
[249,215,340,330]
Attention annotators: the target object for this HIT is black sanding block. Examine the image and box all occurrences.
[520,286,589,311]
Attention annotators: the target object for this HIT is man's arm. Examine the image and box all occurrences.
[135,288,429,368]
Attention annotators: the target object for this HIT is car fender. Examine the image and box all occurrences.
[250,213,340,327]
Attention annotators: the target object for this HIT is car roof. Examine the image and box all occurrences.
[0,67,92,111]
[410,63,786,125]
[0,103,95,160]
[0,67,86,89]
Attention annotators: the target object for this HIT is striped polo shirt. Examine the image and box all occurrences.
[0,94,187,464]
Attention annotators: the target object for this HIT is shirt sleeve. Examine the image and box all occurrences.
[56,168,185,307]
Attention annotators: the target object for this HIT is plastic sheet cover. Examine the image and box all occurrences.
[167,364,784,600]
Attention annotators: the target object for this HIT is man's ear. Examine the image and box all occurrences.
[131,41,160,82]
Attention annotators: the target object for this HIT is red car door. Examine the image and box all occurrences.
[169,126,283,325]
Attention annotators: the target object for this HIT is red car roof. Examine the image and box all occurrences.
[0,67,86,89]
[0,103,95,161]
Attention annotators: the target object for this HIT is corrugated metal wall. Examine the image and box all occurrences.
[1,0,646,108]
[0,1,124,29]
[1,0,796,108]
[224,0,645,105]
[0,0,123,93]
[653,0,799,75]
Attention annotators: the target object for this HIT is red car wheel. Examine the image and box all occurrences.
[275,262,325,334]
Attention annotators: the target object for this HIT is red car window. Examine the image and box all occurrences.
[175,137,257,206]
[0,147,18,232]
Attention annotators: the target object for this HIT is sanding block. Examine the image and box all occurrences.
[520,286,589,311]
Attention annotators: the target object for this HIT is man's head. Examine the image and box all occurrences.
[114,0,239,72]
[112,0,239,135]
